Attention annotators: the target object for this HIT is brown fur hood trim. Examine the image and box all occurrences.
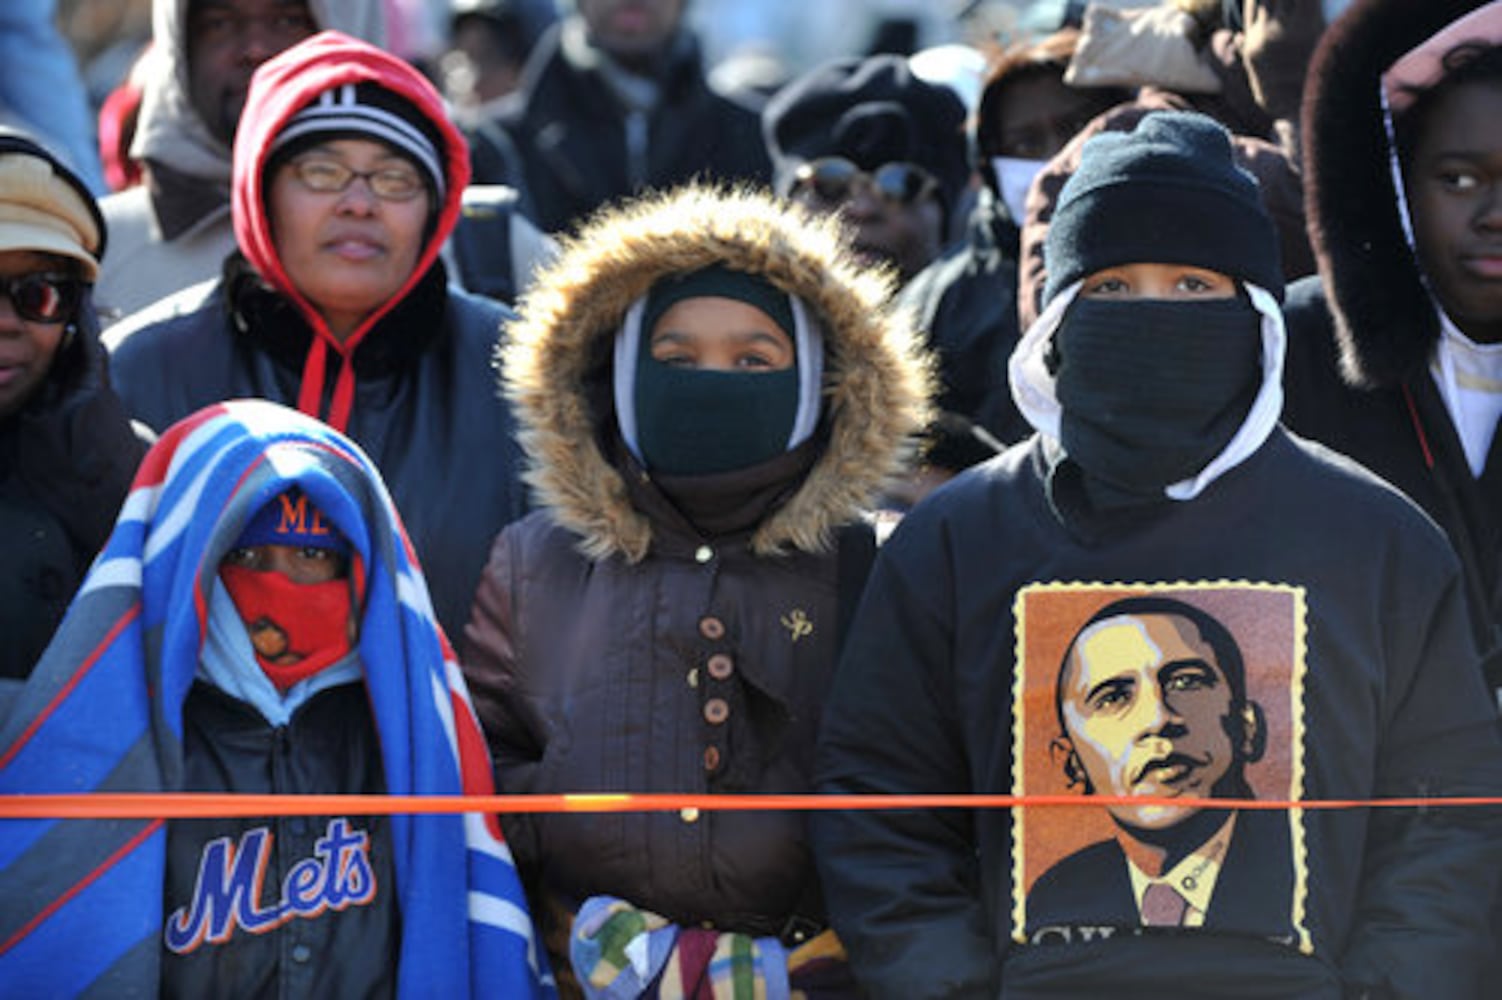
[499,184,935,562]
[1301,0,1486,387]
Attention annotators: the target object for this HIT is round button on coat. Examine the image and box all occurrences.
[698,616,726,640]
[706,653,734,680]
[703,745,721,770]
[703,697,729,724]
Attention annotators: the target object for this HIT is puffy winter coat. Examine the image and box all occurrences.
[460,185,931,985]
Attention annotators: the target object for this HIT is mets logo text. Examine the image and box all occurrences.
[165,818,377,953]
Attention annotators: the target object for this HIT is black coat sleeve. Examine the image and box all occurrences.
[811,512,1000,999]
[1339,542,1502,995]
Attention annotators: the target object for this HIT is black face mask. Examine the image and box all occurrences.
[1053,296,1263,509]
[634,355,799,476]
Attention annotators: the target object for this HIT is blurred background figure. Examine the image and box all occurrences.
[441,0,557,121]
[764,53,968,286]
[467,0,770,235]
[0,0,108,193]
[0,128,146,685]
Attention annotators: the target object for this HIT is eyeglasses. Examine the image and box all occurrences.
[791,157,941,208]
[0,272,84,324]
[288,156,427,202]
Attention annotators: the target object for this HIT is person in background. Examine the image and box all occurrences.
[96,43,155,193]
[442,0,555,119]
[0,399,552,997]
[461,184,932,997]
[1015,0,1323,332]
[468,0,771,235]
[94,0,382,321]
[0,128,146,684]
[0,0,109,193]
[811,110,1502,998]
[764,53,968,289]
[104,31,529,643]
[761,52,968,508]
[900,29,1128,486]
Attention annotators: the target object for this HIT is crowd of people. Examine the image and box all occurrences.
[1,0,1501,997]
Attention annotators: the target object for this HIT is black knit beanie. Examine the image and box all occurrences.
[267,81,448,199]
[762,54,969,218]
[1043,111,1283,305]
[642,264,796,342]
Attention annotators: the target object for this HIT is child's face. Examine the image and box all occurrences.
[1079,262,1236,301]
[221,544,347,585]
[647,296,795,371]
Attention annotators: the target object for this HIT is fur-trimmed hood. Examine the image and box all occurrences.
[1302,0,1490,387]
[501,185,934,563]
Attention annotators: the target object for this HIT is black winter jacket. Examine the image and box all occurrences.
[0,320,145,680]
[163,681,397,999]
[813,430,1502,999]
[899,188,1028,471]
[104,261,529,642]
[470,20,771,235]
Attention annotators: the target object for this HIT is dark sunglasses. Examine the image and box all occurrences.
[791,157,941,208]
[0,272,84,324]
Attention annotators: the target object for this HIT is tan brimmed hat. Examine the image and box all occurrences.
[0,144,103,281]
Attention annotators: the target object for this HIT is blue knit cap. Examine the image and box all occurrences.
[1043,111,1283,305]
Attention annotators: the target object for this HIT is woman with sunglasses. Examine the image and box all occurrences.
[763,54,970,286]
[0,127,146,682]
[104,31,529,643]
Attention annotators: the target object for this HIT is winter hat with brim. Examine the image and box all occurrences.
[763,54,969,217]
[268,81,447,199]
[0,130,104,281]
[1043,111,1283,306]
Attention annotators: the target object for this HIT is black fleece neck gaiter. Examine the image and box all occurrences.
[1054,296,1263,510]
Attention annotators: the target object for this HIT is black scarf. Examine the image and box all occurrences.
[1051,296,1263,513]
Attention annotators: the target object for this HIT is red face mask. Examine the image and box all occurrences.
[219,565,355,691]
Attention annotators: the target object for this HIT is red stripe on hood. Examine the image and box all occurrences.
[230,31,472,431]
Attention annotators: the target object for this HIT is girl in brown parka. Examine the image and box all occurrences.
[461,184,932,996]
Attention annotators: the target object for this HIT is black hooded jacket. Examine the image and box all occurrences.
[0,308,145,679]
[1281,0,1502,694]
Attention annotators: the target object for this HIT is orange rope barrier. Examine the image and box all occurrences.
[2,791,1501,820]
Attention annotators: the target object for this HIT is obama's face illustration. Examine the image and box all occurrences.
[1052,600,1263,831]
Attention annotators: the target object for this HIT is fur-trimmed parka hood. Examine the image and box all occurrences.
[501,185,934,563]
[1302,0,1492,387]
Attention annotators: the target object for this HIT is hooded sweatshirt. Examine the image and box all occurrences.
[1282,0,1502,694]
[228,29,471,433]
[94,0,385,320]
[460,184,931,987]
[103,32,526,644]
